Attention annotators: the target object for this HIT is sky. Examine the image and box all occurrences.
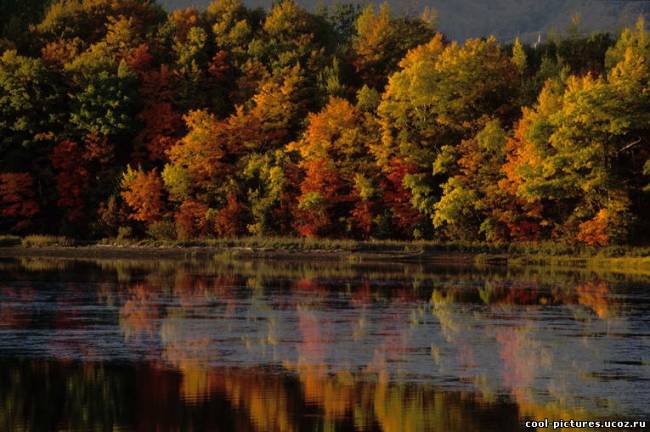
[156,0,650,41]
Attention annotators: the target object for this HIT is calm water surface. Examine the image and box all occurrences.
[0,256,648,431]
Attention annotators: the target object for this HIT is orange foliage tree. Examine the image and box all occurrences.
[120,166,164,224]
[576,210,610,247]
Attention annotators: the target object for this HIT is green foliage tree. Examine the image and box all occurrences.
[69,64,138,137]
[378,35,518,167]
[0,50,63,169]
[505,35,650,244]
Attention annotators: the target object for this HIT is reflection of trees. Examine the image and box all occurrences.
[495,326,550,406]
[494,325,596,423]
[292,304,357,424]
[162,334,214,401]
[429,280,624,423]
[0,256,642,430]
[119,282,160,342]
[206,369,296,432]
[0,285,35,328]
[213,366,523,432]
[576,280,613,319]
[1,359,526,432]
[0,360,130,432]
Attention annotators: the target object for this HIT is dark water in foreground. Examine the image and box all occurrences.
[0,256,648,431]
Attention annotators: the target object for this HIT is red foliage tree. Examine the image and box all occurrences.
[294,159,343,237]
[136,102,183,161]
[125,43,154,74]
[381,158,423,234]
[208,50,231,82]
[0,173,39,231]
[174,200,209,240]
[50,133,113,223]
[50,140,90,222]
[134,64,184,162]
[214,193,247,237]
[351,200,374,238]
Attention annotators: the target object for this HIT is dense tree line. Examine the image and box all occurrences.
[1,0,649,245]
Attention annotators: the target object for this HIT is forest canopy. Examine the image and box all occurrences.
[1,0,650,246]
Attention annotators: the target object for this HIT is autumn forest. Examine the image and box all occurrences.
[2,0,650,246]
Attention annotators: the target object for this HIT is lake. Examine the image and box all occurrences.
[0,255,648,431]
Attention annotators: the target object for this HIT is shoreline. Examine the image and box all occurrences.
[0,244,478,265]
[1,243,649,276]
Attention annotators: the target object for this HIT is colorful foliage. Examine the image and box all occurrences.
[0,1,648,244]
[121,167,164,224]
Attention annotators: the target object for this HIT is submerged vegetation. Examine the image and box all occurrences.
[1,0,650,248]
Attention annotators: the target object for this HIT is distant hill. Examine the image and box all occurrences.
[158,0,650,41]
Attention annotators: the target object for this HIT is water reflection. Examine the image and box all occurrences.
[0,257,648,431]
[0,359,525,432]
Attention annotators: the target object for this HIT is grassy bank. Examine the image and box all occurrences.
[2,234,650,272]
[3,234,650,255]
[505,254,650,276]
